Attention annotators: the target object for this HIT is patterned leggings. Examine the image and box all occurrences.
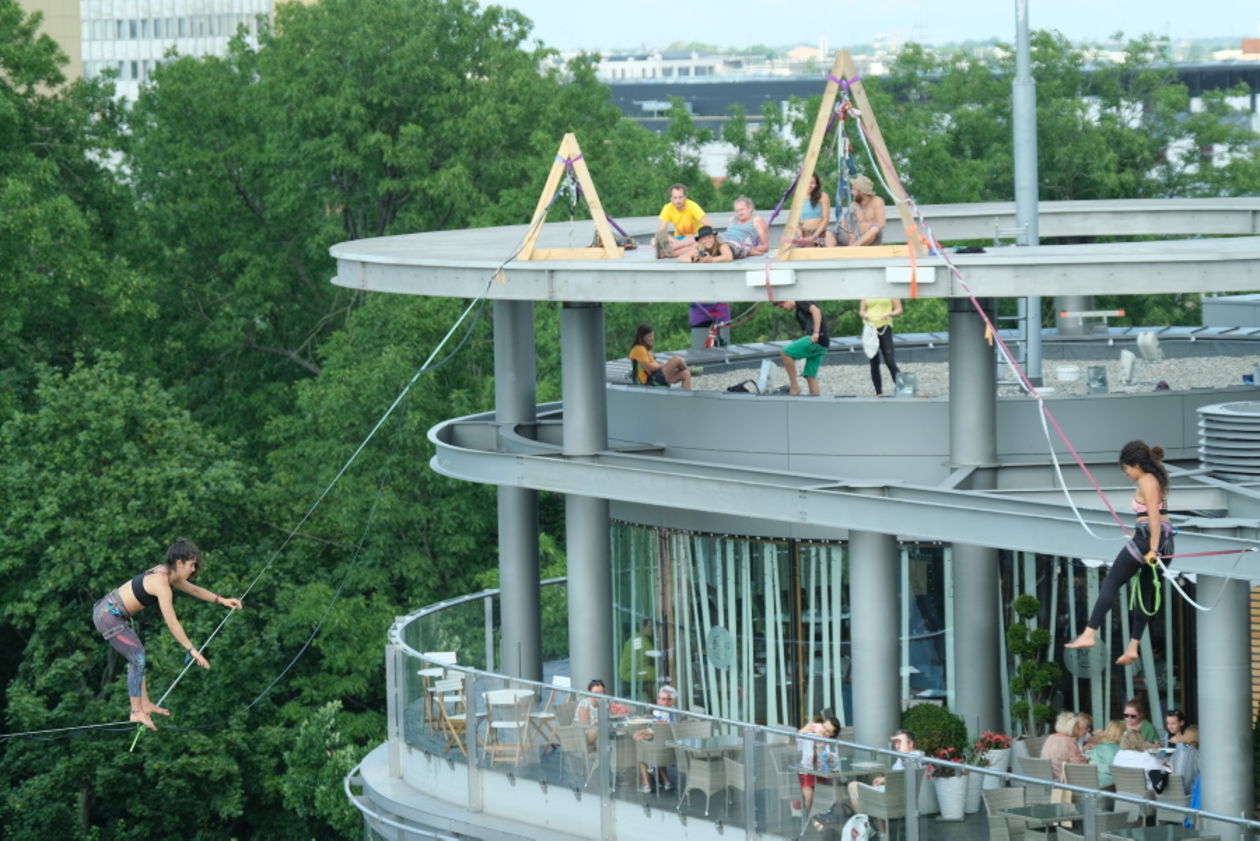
[92,590,146,697]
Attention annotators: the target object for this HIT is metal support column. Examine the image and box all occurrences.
[850,527,901,748]
[1013,0,1043,382]
[561,302,613,690]
[1197,573,1252,841]
[494,300,541,681]
[948,296,1003,734]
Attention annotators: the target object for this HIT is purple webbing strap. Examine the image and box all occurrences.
[567,175,630,239]
[827,73,862,89]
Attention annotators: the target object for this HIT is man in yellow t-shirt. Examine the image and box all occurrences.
[654,183,710,261]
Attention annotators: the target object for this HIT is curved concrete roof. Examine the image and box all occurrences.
[331,198,1260,303]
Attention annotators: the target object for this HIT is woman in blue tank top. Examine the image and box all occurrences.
[91,539,242,730]
[789,173,830,245]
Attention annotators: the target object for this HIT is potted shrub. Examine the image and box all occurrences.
[902,704,968,818]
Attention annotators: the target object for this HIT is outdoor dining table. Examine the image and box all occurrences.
[1001,801,1087,828]
[666,735,745,757]
[1102,826,1220,841]
[789,757,890,782]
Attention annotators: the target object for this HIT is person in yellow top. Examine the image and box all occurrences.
[629,324,692,389]
[654,183,710,261]
[859,298,903,396]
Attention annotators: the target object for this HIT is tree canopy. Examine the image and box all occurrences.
[1,0,1256,834]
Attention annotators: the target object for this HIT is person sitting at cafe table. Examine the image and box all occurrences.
[1040,711,1088,780]
[633,685,678,793]
[848,729,919,813]
[796,715,841,814]
[1111,730,1169,789]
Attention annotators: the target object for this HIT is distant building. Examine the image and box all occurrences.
[17,0,313,99]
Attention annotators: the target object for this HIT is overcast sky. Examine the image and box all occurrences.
[501,0,1257,53]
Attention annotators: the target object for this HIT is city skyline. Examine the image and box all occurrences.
[503,0,1256,53]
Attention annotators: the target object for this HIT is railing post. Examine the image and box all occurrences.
[1079,790,1097,840]
[464,670,483,814]
[742,725,757,839]
[386,641,404,777]
[484,595,495,673]
[596,700,614,841]
[903,755,920,841]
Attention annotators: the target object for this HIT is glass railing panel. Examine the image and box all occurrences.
[398,646,470,762]
[408,597,492,671]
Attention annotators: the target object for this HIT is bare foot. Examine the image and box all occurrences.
[788,385,801,396]
[130,711,157,731]
[1065,630,1096,649]
[1115,645,1140,666]
[141,701,170,716]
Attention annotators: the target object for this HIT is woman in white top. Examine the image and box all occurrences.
[1111,730,1167,789]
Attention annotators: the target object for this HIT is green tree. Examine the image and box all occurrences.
[0,356,255,840]
[0,1,149,412]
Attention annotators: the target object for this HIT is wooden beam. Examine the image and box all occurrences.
[517,133,622,261]
[783,245,910,261]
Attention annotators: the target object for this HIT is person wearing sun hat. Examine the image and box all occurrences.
[827,173,887,247]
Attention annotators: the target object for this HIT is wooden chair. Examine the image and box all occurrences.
[557,723,598,788]
[529,675,570,748]
[1110,765,1155,823]
[1014,756,1054,805]
[417,651,457,728]
[432,677,469,756]
[855,769,907,841]
[983,786,1027,841]
[483,688,534,764]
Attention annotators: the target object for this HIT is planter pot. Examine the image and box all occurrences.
[965,769,983,813]
[982,748,1012,789]
[917,770,939,816]
[934,775,967,821]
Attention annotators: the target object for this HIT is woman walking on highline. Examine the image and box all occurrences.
[1066,441,1173,666]
[91,540,242,730]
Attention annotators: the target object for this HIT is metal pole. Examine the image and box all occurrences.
[494,300,541,681]
[1012,0,1044,376]
[561,303,614,691]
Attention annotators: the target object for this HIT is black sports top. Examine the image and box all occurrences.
[130,569,159,607]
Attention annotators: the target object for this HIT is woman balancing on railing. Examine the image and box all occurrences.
[1066,440,1174,666]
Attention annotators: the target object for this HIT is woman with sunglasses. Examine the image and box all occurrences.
[91,540,242,730]
[1066,440,1173,666]
[1122,697,1160,746]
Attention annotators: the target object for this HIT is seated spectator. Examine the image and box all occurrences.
[789,173,831,245]
[724,195,771,257]
[633,685,678,793]
[576,678,606,745]
[1163,709,1187,748]
[1077,711,1099,751]
[1041,711,1088,780]
[683,226,734,263]
[848,730,920,818]
[655,183,710,261]
[826,174,885,247]
[796,714,841,814]
[629,324,692,389]
[1112,730,1168,789]
[1123,697,1160,747]
[1170,725,1199,792]
[1086,719,1125,788]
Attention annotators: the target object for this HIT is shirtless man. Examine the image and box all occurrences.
[826,174,886,247]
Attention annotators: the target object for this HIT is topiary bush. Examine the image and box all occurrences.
[1007,593,1061,735]
[902,702,968,758]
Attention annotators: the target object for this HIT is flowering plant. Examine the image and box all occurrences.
[928,745,967,778]
[965,731,1012,766]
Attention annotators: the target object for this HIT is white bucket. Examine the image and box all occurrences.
[1055,365,1080,382]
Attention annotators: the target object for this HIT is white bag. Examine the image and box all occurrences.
[862,322,880,359]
